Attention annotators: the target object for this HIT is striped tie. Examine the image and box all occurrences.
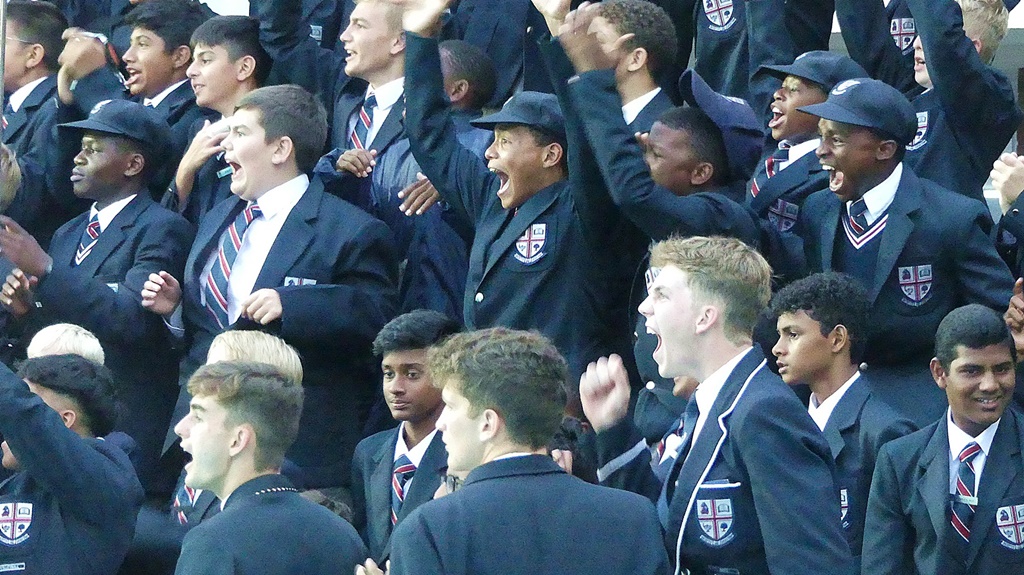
[950,442,982,545]
[203,202,261,328]
[390,454,416,526]
[74,214,102,266]
[349,94,377,150]
[847,198,870,237]
[173,483,197,525]
[750,143,790,197]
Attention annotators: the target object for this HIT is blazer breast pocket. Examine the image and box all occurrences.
[991,500,1024,563]
[508,220,558,274]
[690,480,747,550]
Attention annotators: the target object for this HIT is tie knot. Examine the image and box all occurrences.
[849,198,868,218]
[959,442,982,462]
[394,454,416,476]
[364,94,377,110]
[244,202,262,223]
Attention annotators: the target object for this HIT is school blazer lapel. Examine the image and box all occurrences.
[75,194,148,277]
[872,169,921,302]
[481,182,561,279]
[749,153,819,214]
[967,411,1024,566]
[918,418,955,550]
[368,429,399,554]
[823,380,870,460]
[251,181,320,290]
[818,194,842,271]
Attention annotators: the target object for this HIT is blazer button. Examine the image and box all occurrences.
[475,292,484,303]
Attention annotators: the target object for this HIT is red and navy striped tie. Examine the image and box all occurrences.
[847,198,870,237]
[950,441,982,545]
[74,214,102,266]
[203,202,261,328]
[750,143,790,197]
[349,94,377,150]
[390,454,416,526]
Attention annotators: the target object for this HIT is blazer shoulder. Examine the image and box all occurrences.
[879,419,940,464]
[354,427,397,458]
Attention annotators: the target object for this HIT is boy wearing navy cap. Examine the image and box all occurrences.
[0,99,194,498]
[795,78,1013,427]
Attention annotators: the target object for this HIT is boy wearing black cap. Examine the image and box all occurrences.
[0,354,144,575]
[0,99,194,497]
[796,77,1013,427]
[397,0,634,415]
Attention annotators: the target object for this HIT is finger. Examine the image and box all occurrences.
[158,271,180,290]
[1015,278,1023,300]
[147,272,166,287]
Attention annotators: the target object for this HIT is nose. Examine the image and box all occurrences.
[913,35,922,51]
[340,23,353,43]
[978,370,1000,392]
[173,414,190,439]
[186,58,199,79]
[815,139,828,159]
[772,338,785,358]
[122,44,137,63]
[484,140,498,161]
[773,86,784,101]
[435,405,450,432]
[638,293,654,318]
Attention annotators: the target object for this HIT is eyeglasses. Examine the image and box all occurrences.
[4,37,33,45]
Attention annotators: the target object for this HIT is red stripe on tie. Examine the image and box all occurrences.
[206,275,228,310]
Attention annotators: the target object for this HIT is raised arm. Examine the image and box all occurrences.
[834,0,917,93]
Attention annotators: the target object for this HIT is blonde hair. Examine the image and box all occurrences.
[650,236,772,344]
[956,0,1008,63]
[207,331,303,385]
[27,323,105,365]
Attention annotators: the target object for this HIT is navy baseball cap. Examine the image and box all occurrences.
[798,78,916,145]
[759,51,868,92]
[678,69,763,183]
[471,91,566,142]
[58,99,171,158]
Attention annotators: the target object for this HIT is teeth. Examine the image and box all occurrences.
[822,165,834,171]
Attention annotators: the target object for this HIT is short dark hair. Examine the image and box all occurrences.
[769,272,871,363]
[236,85,329,173]
[187,361,303,471]
[125,0,211,53]
[7,1,68,72]
[439,39,497,111]
[656,106,729,186]
[17,354,118,437]
[935,304,1016,369]
[427,328,567,450]
[372,309,461,357]
[598,0,678,77]
[191,16,272,87]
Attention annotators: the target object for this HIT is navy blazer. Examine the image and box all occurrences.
[30,194,193,495]
[169,178,399,488]
[822,375,916,567]
[350,428,447,562]
[161,118,234,227]
[596,347,854,575]
[390,455,670,575]
[2,76,58,160]
[175,474,368,575]
[863,408,1024,574]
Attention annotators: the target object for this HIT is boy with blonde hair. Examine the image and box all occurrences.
[26,323,105,365]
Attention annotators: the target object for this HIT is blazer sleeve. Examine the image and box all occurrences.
[834,0,917,93]
[953,199,1015,310]
[175,528,237,575]
[404,33,497,228]
[861,444,915,575]
[593,418,664,504]
[350,440,370,544]
[389,510,450,575]
[0,362,141,524]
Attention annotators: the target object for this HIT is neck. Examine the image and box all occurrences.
[479,442,546,466]
[213,83,258,117]
[247,170,302,201]
[808,362,858,405]
[617,73,658,108]
[11,69,49,92]
[854,164,898,199]
[402,415,439,449]
[363,65,403,92]
[693,332,751,382]
[93,188,138,211]
[214,464,277,504]
[146,72,187,99]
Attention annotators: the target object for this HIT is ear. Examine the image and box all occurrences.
[270,136,295,167]
[228,423,256,458]
[971,38,983,58]
[58,408,77,430]
[171,45,193,71]
[24,44,46,70]
[479,408,502,443]
[447,79,470,105]
[930,357,948,390]
[694,304,719,335]
[390,31,407,56]
[829,324,849,354]
[235,55,257,83]
[123,152,145,178]
[624,47,648,73]
[541,142,564,169]
[876,139,898,162]
[689,162,715,187]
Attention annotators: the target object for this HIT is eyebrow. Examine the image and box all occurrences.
[189,403,206,413]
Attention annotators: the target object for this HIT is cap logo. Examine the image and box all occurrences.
[723,95,747,106]
[831,80,861,96]
[795,52,810,61]
[90,99,113,116]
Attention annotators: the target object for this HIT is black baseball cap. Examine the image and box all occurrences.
[471,91,566,142]
[798,78,917,145]
[760,51,868,92]
[58,99,171,160]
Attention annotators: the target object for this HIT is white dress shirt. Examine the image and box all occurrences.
[621,87,662,126]
[947,409,999,495]
[393,424,438,492]
[143,79,188,108]
[199,174,308,323]
[691,347,753,447]
[847,163,903,226]
[347,77,405,149]
[90,194,138,233]
[778,137,820,172]
[8,77,47,113]
[807,372,859,432]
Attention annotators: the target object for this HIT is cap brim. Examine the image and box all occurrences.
[469,110,524,130]
[57,118,131,138]
[798,101,875,130]
[758,63,796,81]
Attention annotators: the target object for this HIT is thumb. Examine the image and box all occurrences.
[1015,277,1023,299]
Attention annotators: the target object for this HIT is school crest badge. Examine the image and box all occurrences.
[898,264,933,306]
[768,199,799,232]
[0,503,32,546]
[703,0,736,32]
[997,504,1024,550]
[907,112,928,151]
[890,17,916,53]
[697,498,735,546]
[514,223,547,265]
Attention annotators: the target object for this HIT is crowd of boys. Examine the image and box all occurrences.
[0,0,1022,573]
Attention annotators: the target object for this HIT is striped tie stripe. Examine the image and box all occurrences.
[391,455,416,526]
[951,442,982,543]
[75,217,102,266]
[203,202,261,328]
[349,94,376,151]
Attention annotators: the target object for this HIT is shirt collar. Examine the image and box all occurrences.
[782,137,819,166]
[8,76,48,113]
[366,77,405,111]
[694,347,753,417]
[807,371,860,431]
[947,407,1000,459]
[90,194,138,232]
[848,162,903,223]
[143,79,188,108]
[250,174,309,220]
[621,87,662,125]
[394,423,438,468]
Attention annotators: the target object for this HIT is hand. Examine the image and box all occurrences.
[355,558,389,575]
[240,288,282,325]
[57,28,108,82]
[558,2,634,74]
[335,148,377,178]
[531,0,572,35]
[992,153,1024,214]
[141,271,183,317]
[1005,278,1024,358]
[579,354,631,432]
[0,145,22,213]
[0,269,37,317]
[398,173,439,215]
[176,119,230,202]
[0,216,50,277]
[384,0,452,35]
[550,449,574,475]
